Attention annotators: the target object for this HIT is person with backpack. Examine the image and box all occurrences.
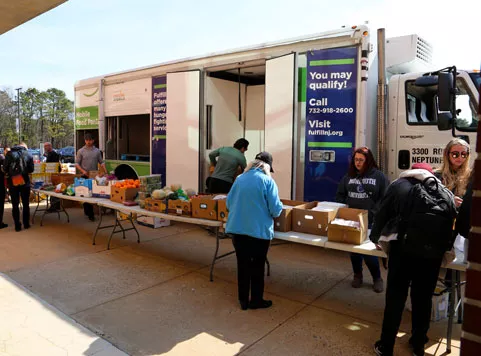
[0,147,8,229]
[336,146,389,293]
[4,142,34,232]
[370,163,457,356]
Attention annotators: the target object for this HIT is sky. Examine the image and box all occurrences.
[0,0,480,100]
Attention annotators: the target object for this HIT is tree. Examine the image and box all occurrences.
[0,89,18,147]
[0,87,74,148]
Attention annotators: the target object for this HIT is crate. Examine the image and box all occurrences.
[144,198,168,213]
[51,174,82,186]
[110,187,139,204]
[92,180,116,198]
[217,199,228,222]
[74,178,93,189]
[191,195,218,220]
[327,208,368,245]
[168,199,191,216]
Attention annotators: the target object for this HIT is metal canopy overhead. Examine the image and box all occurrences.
[0,0,67,35]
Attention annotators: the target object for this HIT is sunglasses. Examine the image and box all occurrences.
[449,151,469,159]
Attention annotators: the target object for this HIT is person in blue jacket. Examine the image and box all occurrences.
[336,146,389,293]
[226,151,283,311]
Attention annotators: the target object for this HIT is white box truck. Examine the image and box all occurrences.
[74,25,480,201]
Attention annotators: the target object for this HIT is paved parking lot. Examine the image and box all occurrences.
[0,205,462,355]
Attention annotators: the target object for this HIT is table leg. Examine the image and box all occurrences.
[210,226,220,282]
[92,205,103,245]
[40,196,50,227]
[32,191,43,224]
[129,213,140,243]
[456,270,463,324]
[446,272,456,353]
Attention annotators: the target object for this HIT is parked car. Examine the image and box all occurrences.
[28,149,41,163]
[59,146,75,163]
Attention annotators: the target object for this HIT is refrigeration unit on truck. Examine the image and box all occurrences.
[74,25,480,201]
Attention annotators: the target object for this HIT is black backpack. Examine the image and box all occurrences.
[8,150,26,178]
[399,176,457,258]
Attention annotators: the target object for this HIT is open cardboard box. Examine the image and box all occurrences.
[191,195,218,220]
[274,199,305,232]
[292,201,338,236]
[327,207,368,245]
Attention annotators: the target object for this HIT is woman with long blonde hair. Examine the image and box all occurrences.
[435,138,471,207]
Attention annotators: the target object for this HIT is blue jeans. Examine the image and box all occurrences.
[350,252,381,280]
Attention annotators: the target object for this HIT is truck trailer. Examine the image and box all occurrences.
[74,25,480,201]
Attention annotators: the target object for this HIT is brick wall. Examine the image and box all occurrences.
[461,81,481,355]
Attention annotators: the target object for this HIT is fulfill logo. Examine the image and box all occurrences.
[113,90,125,102]
[83,88,99,97]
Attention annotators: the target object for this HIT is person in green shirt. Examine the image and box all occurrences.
[208,138,249,194]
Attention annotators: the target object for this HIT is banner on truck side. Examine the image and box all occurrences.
[303,47,358,201]
[152,76,167,184]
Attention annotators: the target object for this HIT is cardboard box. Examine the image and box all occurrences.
[51,173,82,186]
[217,199,228,222]
[144,198,167,213]
[292,201,338,236]
[74,185,92,198]
[110,187,139,204]
[274,199,305,232]
[327,208,368,245]
[92,180,115,198]
[137,215,171,228]
[117,211,138,220]
[191,195,218,220]
[168,199,191,216]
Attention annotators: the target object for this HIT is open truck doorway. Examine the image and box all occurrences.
[203,63,266,192]
[104,114,150,177]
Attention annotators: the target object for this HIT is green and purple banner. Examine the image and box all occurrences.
[303,47,358,201]
[152,76,167,183]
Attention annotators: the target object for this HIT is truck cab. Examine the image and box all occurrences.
[387,70,479,182]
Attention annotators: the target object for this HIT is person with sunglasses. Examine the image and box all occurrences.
[336,146,389,293]
[435,138,471,208]
[435,138,473,284]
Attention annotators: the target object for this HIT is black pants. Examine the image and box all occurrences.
[380,242,443,354]
[208,177,233,194]
[83,203,94,219]
[0,182,5,223]
[9,184,31,228]
[232,234,270,303]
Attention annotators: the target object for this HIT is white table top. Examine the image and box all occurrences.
[97,200,223,227]
[274,231,466,271]
[33,189,105,204]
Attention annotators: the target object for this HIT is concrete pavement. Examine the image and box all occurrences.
[0,204,462,355]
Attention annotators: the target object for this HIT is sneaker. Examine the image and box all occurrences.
[373,278,384,293]
[249,299,273,309]
[88,216,95,222]
[351,273,363,288]
[23,223,31,230]
[239,300,248,311]
[0,223,7,229]
[15,225,22,232]
[374,340,392,356]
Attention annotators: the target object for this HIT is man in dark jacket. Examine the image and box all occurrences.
[0,149,7,229]
[43,142,60,211]
[43,142,60,164]
[371,163,456,356]
[4,143,34,231]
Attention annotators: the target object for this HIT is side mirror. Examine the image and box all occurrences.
[414,75,438,87]
[438,72,454,112]
[437,112,453,131]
